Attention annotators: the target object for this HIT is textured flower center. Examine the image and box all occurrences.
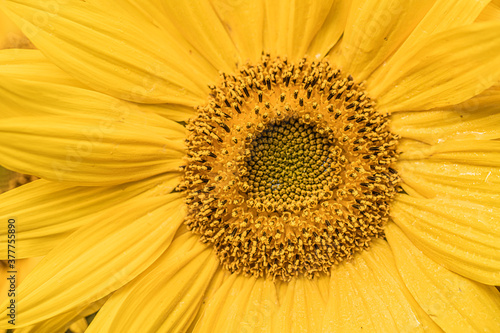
[182,55,400,281]
[244,118,343,213]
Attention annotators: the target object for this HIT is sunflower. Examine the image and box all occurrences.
[1,0,500,332]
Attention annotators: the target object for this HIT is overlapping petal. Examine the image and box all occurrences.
[87,233,219,333]
[0,116,184,186]
[15,297,108,333]
[477,0,500,21]
[386,223,500,332]
[397,159,500,208]
[306,0,349,58]
[0,0,214,104]
[0,193,185,328]
[158,0,240,73]
[377,0,490,68]
[330,0,435,80]
[391,194,500,285]
[373,21,500,112]
[391,108,500,145]
[323,239,440,332]
[193,274,280,332]
[211,0,265,63]
[263,0,334,61]
[0,173,180,259]
[274,276,327,332]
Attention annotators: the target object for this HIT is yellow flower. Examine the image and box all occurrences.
[1,0,500,332]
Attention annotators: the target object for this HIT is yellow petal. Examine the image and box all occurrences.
[193,274,280,333]
[330,0,435,80]
[323,239,442,332]
[15,296,108,333]
[0,48,192,123]
[0,69,190,132]
[373,22,500,112]
[191,274,246,332]
[123,0,221,74]
[211,0,265,63]
[87,233,219,333]
[187,266,230,332]
[0,49,81,85]
[306,0,350,58]
[263,0,334,61]
[391,108,500,145]
[427,139,500,167]
[273,276,327,332]
[386,223,500,332]
[476,0,500,22]
[437,83,500,112]
[397,138,500,165]
[67,318,88,333]
[391,194,500,285]
[0,173,180,259]
[0,0,212,104]
[0,116,184,186]
[0,193,185,328]
[371,0,490,82]
[145,103,196,123]
[397,159,500,207]
[157,0,240,73]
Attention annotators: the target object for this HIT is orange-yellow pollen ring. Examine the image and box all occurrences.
[182,55,399,281]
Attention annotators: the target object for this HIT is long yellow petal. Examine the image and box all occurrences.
[0,48,193,123]
[0,0,212,104]
[264,0,334,61]
[0,193,185,328]
[391,194,500,285]
[386,223,500,332]
[330,0,435,80]
[145,103,196,123]
[87,233,219,333]
[306,0,349,58]
[0,70,189,131]
[373,22,500,112]
[391,108,500,145]
[0,116,184,185]
[374,0,490,73]
[122,0,221,75]
[14,296,108,333]
[193,274,280,333]
[191,274,247,332]
[158,0,240,73]
[67,319,88,333]
[323,239,442,332]
[186,266,229,332]
[397,159,500,207]
[273,276,327,332]
[477,0,500,21]
[0,173,180,259]
[435,83,500,114]
[211,0,265,63]
[0,49,80,85]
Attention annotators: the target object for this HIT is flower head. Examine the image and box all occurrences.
[0,0,500,332]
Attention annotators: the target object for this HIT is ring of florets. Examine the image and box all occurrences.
[182,55,399,281]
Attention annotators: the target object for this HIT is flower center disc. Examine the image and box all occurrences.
[183,55,399,281]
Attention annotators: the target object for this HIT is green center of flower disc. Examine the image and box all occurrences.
[243,118,342,213]
[182,55,400,281]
